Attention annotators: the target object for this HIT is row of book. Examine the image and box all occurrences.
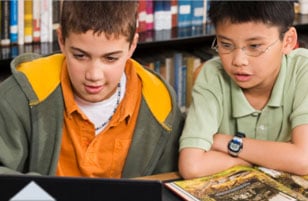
[1,0,209,47]
[135,46,217,112]
[0,0,61,47]
[137,0,210,33]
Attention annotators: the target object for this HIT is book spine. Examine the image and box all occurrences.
[173,52,184,109]
[177,0,192,28]
[154,1,164,31]
[32,0,41,43]
[191,0,204,26]
[1,0,11,46]
[163,0,172,30]
[52,0,61,42]
[48,0,53,42]
[10,0,18,45]
[24,0,33,44]
[181,61,187,111]
[203,0,208,24]
[137,0,147,33]
[185,56,201,107]
[171,0,178,28]
[40,0,52,42]
[165,57,175,88]
[18,0,24,45]
[145,0,154,30]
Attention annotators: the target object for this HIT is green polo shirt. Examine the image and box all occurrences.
[180,48,308,151]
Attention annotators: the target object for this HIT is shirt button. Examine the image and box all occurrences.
[252,112,259,117]
[259,125,265,130]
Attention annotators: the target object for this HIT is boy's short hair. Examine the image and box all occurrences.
[60,1,138,45]
[208,1,294,39]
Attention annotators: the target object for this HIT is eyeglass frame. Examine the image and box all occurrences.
[211,37,280,57]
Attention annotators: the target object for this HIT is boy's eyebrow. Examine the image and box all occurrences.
[217,35,266,42]
[70,47,123,56]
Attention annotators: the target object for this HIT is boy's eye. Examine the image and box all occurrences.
[104,56,119,62]
[73,54,85,59]
[220,42,234,50]
[248,44,262,50]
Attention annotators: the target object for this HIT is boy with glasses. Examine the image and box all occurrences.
[179,1,308,179]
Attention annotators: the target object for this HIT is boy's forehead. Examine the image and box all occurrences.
[215,20,280,39]
[66,30,129,41]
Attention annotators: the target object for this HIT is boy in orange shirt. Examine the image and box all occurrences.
[0,1,184,178]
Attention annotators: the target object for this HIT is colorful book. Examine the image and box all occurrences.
[40,0,52,42]
[165,56,175,88]
[18,0,24,45]
[163,0,172,30]
[32,0,41,43]
[185,55,201,108]
[177,0,192,27]
[165,166,308,201]
[137,0,147,33]
[145,0,154,31]
[1,0,11,46]
[24,0,33,44]
[154,1,164,31]
[203,0,210,24]
[173,52,186,111]
[52,0,61,42]
[191,0,204,26]
[9,0,18,45]
[171,0,178,28]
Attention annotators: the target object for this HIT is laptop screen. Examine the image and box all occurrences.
[0,174,176,201]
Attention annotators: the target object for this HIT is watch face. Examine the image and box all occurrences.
[228,138,243,152]
[229,141,241,151]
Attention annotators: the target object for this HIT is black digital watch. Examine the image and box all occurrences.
[227,132,246,157]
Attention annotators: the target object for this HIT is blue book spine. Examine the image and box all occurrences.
[173,52,183,108]
[163,0,172,29]
[10,0,18,44]
[191,0,204,26]
[177,0,192,27]
[154,1,164,30]
[181,62,187,110]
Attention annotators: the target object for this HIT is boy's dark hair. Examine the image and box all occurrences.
[60,1,138,45]
[208,1,294,39]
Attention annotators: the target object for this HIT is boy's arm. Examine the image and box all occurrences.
[212,124,308,176]
[178,148,252,179]
[179,124,308,179]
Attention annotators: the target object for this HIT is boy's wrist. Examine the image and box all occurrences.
[228,132,246,157]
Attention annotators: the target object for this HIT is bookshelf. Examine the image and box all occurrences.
[1,14,308,82]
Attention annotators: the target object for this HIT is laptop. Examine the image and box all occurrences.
[0,174,181,201]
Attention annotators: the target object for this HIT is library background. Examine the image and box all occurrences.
[0,0,308,111]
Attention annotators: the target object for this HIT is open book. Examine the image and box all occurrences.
[164,166,308,201]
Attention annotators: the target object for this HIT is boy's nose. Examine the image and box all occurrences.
[231,49,249,67]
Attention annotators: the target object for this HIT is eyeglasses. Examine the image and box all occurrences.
[211,38,279,57]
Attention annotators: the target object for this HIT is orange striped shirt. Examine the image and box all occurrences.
[56,61,142,178]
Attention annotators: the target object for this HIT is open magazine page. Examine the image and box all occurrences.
[165,166,308,201]
[257,167,308,198]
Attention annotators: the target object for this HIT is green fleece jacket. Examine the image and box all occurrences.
[0,53,185,178]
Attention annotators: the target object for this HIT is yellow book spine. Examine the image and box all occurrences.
[24,0,33,44]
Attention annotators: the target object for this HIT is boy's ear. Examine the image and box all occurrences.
[57,28,65,53]
[128,33,139,57]
[282,27,298,54]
